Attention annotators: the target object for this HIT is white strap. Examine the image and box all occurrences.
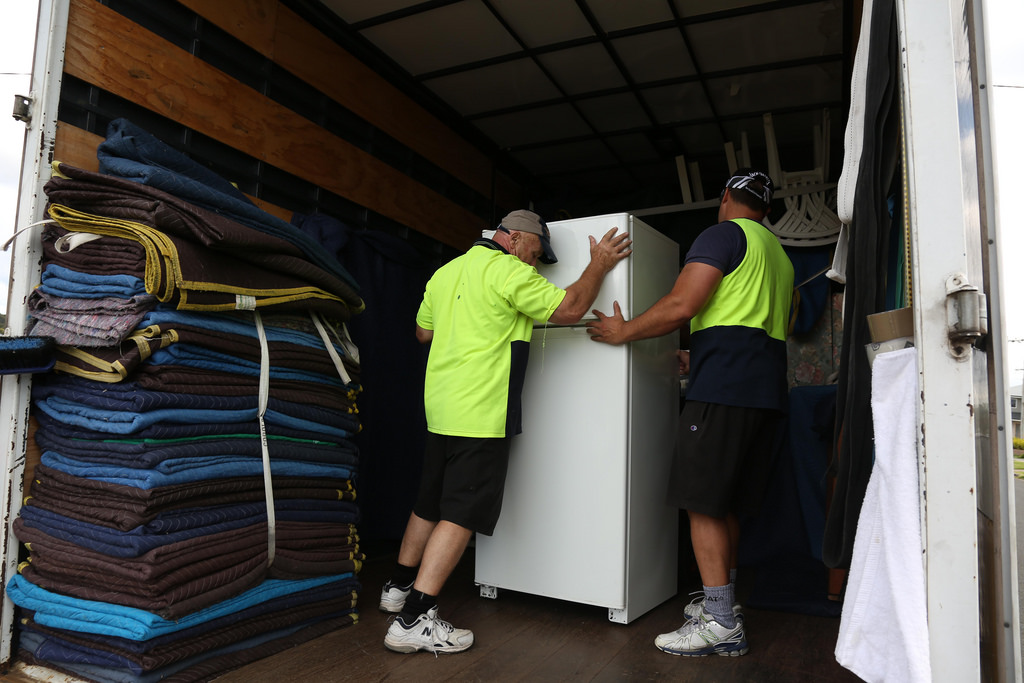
[310,312,352,385]
[54,231,103,253]
[2,219,58,251]
[253,311,277,567]
[335,322,360,365]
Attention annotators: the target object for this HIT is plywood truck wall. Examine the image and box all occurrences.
[54,0,530,251]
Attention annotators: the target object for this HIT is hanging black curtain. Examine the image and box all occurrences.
[822,0,904,570]
[292,213,435,541]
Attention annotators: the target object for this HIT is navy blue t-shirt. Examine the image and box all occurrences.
[686,220,746,275]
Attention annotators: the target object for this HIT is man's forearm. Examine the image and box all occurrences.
[619,301,687,342]
[551,262,606,324]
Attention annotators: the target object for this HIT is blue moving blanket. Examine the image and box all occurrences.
[6,573,352,640]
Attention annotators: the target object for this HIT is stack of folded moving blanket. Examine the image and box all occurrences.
[6,119,367,682]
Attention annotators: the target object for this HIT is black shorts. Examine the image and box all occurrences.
[668,400,783,519]
[412,432,513,536]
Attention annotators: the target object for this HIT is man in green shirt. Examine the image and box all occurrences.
[382,209,632,655]
[586,169,793,657]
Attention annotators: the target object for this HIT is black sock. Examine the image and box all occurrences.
[391,562,418,589]
[399,590,437,622]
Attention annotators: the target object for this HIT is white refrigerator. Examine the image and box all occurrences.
[474,212,680,624]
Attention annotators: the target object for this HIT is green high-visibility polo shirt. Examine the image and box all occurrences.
[416,241,567,438]
[690,218,792,341]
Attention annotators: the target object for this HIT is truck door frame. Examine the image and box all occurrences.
[0,0,67,667]
[898,0,1021,680]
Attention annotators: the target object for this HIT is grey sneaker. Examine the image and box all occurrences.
[384,607,474,654]
[682,592,743,622]
[379,580,412,613]
[655,606,748,657]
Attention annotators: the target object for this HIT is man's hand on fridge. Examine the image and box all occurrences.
[586,301,627,344]
[677,349,690,375]
[589,228,633,273]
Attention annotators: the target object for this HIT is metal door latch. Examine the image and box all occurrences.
[945,273,987,358]
[12,94,31,123]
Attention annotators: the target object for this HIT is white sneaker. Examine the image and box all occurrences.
[682,592,743,622]
[655,607,748,657]
[384,607,474,654]
[379,581,412,613]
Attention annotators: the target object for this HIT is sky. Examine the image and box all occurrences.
[0,1,1021,388]
[0,1,36,320]
[986,0,1024,392]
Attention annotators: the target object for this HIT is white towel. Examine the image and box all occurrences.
[835,347,931,682]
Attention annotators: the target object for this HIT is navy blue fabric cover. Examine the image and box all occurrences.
[740,384,840,617]
[293,212,431,540]
[34,394,355,437]
[97,119,359,293]
[34,429,356,469]
[18,614,356,683]
[40,451,353,489]
[34,409,337,442]
[19,502,358,557]
[33,375,355,424]
[785,245,833,336]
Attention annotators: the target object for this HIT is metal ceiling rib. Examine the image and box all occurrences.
[667,1,727,144]
[484,0,642,186]
[302,0,849,214]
